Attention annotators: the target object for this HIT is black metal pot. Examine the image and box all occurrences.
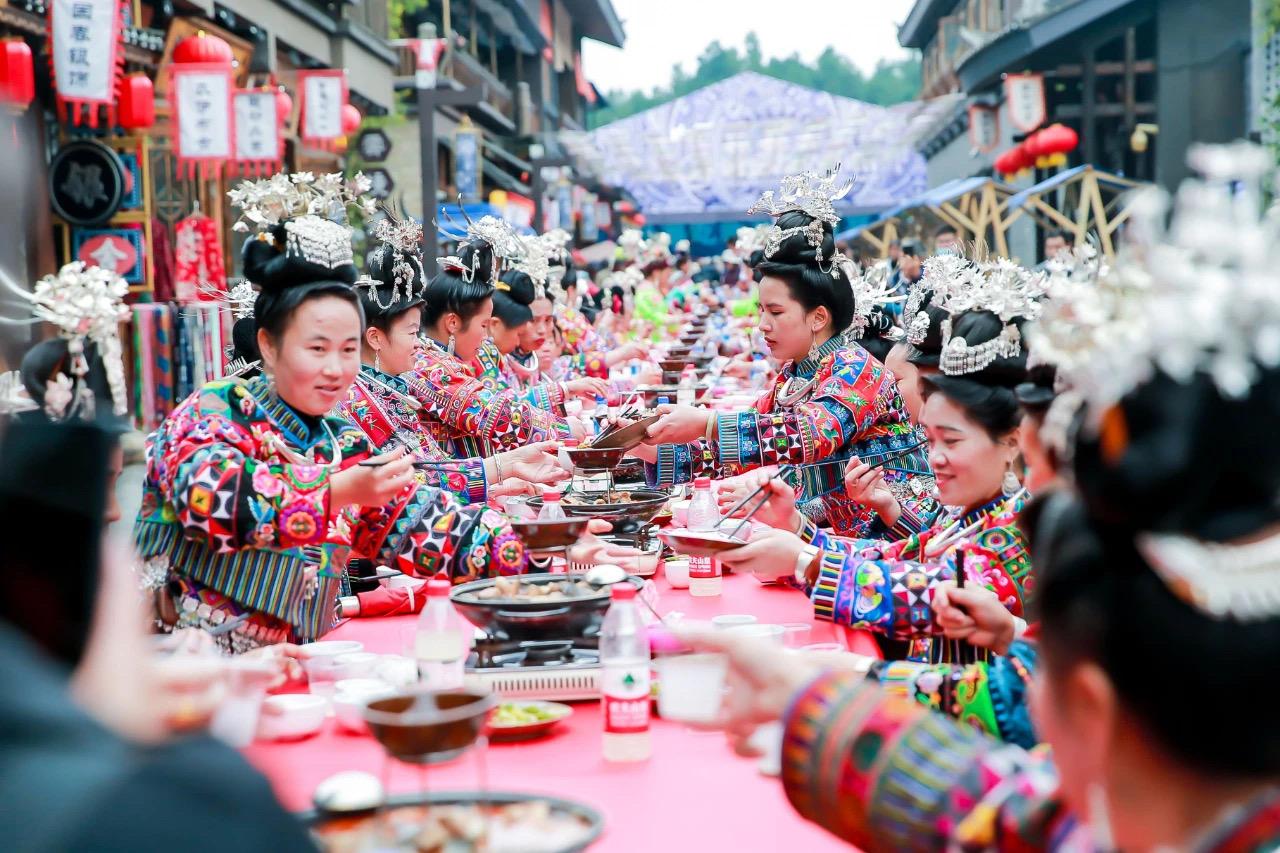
[449,572,643,641]
[527,487,669,536]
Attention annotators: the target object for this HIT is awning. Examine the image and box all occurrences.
[432,202,536,241]
[1006,164,1136,210]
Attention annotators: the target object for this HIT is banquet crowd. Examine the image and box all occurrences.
[1,142,1278,852]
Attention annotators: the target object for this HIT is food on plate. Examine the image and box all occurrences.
[469,576,596,602]
[313,800,594,853]
[493,702,561,725]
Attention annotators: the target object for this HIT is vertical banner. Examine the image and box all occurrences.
[968,104,1000,153]
[233,89,282,175]
[171,64,234,179]
[298,69,347,150]
[410,38,447,89]
[1004,73,1047,133]
[454,121,481,202]
[48,0,125,127]
[556,182,573,230]
[580,191,597,239]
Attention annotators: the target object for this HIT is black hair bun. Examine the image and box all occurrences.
[241,224,358,291]
[1072,367,1280,542]
[17,339,125,431]
[1015,364,1057,412]
[905,304,950,366]
[938,310,1028,389]
[231,317,261,364]
[499,270,537,307]
[752,210,835,268]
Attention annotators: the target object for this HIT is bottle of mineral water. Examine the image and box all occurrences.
[687,476,723,597]
[537,489,567,521]
[600,584,652,762]
[676,365,697,406]
[414,574,469,688]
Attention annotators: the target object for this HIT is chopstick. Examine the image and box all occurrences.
[923,487,1028,557]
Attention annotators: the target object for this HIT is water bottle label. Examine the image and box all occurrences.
[688,555,720,579]
[601,665,650,734]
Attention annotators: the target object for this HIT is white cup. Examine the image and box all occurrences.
[726,623,785,644]
[664,559,690,589]
[711,614,757,631]
[655,653,728,724]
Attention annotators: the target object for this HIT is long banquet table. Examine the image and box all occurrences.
[245,572,878,851]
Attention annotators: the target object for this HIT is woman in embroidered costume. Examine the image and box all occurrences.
[336,216,568,506]
[135,175,527,652]
[406,221,585,459]
[637,167,937,540]
[680,147,1280,852]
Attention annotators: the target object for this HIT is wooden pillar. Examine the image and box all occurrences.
[1082,44,1097,165]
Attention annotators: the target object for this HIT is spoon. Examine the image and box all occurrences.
[584,564,667,625]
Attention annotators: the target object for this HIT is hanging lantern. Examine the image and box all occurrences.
[341,103,361,135]
[1015,142,1035,179]
[994,148,1019,181]
[118,73,155,129]
[173,31,234,67]
[275,85,293,126]
[1024,129,1052,169]
[1,39,35,110]
[1038,123,1080,168]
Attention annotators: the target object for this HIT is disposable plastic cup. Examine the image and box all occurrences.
[726,623,786,645]
[711,613,757,630]
[655,653,728,724]
[780,622,813,648]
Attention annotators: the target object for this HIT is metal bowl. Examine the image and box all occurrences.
[527,487,669,535]
[361,689,495,765]
[564,445,627,470]
[450,572,642,640]
[507,516,590,551]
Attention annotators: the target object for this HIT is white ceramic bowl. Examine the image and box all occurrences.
[333,652,380,678]
[256,694,328,741]
[726,623,786,644]
[299,640,364,659]
[373,655,419,688]
[664,559,690,589]
[332,682,394,735]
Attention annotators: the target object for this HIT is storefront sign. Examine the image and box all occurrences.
[49,139,126,226]
[454,124,481,202]
[49,0,125,126]
[968,104,1000,153]
[74,226,144,283]
[1004,73,1046,133]
[365,168,395,200]
[357,128,392,162]
[298,69,347,149]
[172,64,234,178]
[233,89,282,175]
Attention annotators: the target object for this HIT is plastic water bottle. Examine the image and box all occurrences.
[413,574,470,689]
[687,476,723,597]
[538,489,567,521]
[600,584,652,762]
[749,353,768,391]
[676,366,697,406]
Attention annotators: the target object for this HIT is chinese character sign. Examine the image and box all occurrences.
[299,70,347,149]
[49,0,125,127]
[1004,73,1046,133]
[171,64,233,178]
[454,125,480,202]
[968,104,1000,153]
[233,89,281,175]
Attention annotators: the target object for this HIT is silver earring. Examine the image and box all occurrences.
[262,368,277,401]
[447,333,456,356]
[373,349,381,373]
[807,329,820,362]
[1086,783,1115,851]
[1002,460,1021,497]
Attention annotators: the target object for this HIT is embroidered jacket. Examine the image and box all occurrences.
[648,337,941,538]
[554,302,600,353]
[405,339,571,459]
[782,672,1280,851]
[802,493,1031,663]
[134,376,526,642]
[467,339,567,414]
[334,365,488,505]
[869,639,1039,748]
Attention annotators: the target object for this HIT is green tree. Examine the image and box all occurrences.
[590,32,921,127]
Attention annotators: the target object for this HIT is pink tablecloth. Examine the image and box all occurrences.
[244,573,876,852]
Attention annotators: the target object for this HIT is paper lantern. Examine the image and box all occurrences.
[1024,129,1051,169]
[1038,123,1079,168]
[994,148,1019,180]
[118,73,155,129]
[173,31,234,67]
[341,103,361,135]
[1,39,34,110]
[275,86,293,125]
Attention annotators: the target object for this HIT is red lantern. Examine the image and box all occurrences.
[118,73,155,130]
[173,31,234,67]
[994,148,1019,180]
[341,103,361,135]
[1024,129,1051,169]
[1038,123,1079,168]
[275,86,293,126]
[1,39,34,110]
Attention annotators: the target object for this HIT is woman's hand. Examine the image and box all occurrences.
[673,628,872,756]
[716,470,801,533]
[498,441,569,486]
[717,526,809,582]
[843,457,902,527]
[331,447,415,508]
[488,478,539,499]
[565,377,611,400]
[932,582,1017,655]
[645,404,711,445]
[567,417,590,442]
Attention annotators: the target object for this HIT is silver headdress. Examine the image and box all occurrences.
[228,171,375,271]
[846,262,905,340]
[617,228,646,261]
[530,229,571,299]
[436,200,526,284]
[604,267,643,294]
[748,164,853,270]
[0,370,37,417]
[932,257,1044,376]
[356,207,428,311]
[0,261,130,418]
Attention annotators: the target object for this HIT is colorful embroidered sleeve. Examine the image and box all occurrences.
[351,483,527,582]
[151,382,333,553]
[408,348,571,451]
[868,640,1039,749]
[561,350,609,379]
[781,673,1071,851]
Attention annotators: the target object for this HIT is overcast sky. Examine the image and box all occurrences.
[581,0,918,95]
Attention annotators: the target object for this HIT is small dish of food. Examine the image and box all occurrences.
[486,700,573,741]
